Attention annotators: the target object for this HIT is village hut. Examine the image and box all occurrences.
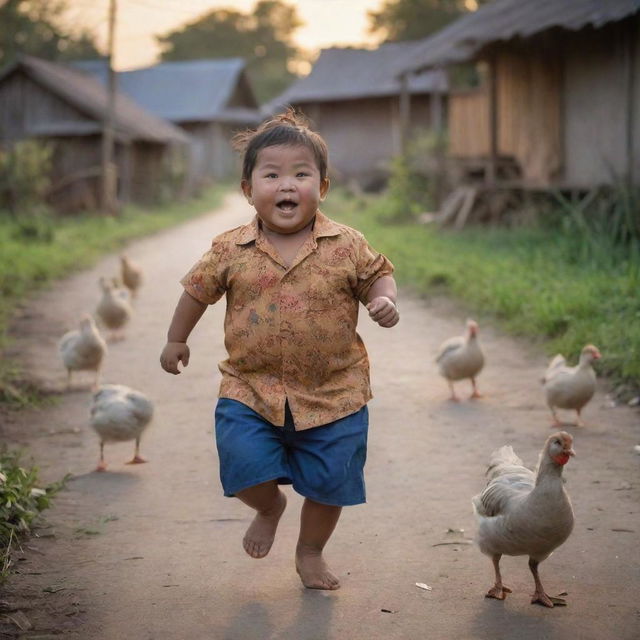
[397,0,640,202]
[78,59,261,189]
[0,55,191,212]
[266,42,448,190]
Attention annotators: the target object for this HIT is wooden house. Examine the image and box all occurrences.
[0,55,190,212]
[265,42,448,190]
[78,58,261,189]
[398,0,640,191]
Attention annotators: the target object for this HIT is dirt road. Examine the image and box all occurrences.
[1,192,639,639]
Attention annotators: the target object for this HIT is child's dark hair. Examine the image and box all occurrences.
[233,108,328,182]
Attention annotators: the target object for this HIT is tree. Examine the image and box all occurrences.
[156,0,302,104]
[0,0,101,68]
[368,0,490,42]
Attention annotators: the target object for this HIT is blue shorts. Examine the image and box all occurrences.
[214,398,369,507]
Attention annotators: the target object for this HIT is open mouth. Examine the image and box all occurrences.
[276,199,298,212]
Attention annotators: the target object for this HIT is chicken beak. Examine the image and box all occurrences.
[567,448,576,457]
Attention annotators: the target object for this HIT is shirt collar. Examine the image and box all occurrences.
[235,210,341,246]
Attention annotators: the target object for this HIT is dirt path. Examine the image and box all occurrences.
[1,192,639,639]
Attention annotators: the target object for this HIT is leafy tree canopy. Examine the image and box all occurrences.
[157,0,302,105]
[368,0,490,42]
[0,0,101,68]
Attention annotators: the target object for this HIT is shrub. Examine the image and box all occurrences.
[0,140,53,216]
[0,449,68,582]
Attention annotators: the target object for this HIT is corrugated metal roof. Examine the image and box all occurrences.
[399,0,640,74]
[1,56,189,144]
[87,58,261,124]
[266,42,447,110]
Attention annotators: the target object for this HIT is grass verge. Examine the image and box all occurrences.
[324,189,640,391]
[0,184,229,406]
[0,448,68,583]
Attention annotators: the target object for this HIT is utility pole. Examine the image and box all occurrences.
[100,0,117,214]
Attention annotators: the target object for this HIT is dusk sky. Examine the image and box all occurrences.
[67,0,385,71]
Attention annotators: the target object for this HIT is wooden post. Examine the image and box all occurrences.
[625,19,637,188]
[487,53,498,185]
[100,0,117,214]
[431,67,445,207]
[399,72,410,156]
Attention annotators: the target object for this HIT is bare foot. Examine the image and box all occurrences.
[243,490,287,559]
[295,547,340,590]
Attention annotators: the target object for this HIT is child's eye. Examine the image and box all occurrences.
[296,172,309,178]
[265,173,278,179]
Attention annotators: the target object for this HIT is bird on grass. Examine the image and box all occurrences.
[472,432,575,608]
[542,344,601,427]
[89,384,153,472]
[436,319,485,401]
[58,314,107,390]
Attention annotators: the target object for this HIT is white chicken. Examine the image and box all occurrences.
[58,314,107,390]
[472,431,575,607]
[89,384,153,472]
[436,319,485,400]
[120,254,143,298]
[542,344,601,427]
[95,276,133,340]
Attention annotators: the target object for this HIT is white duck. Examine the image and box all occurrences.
[95,276,133,340]
[89,384,153,472]
[472,432,575,607]
[542,344,601,426]
[436,319,485,400]
[58,314,107,390]
[120,254,143,298]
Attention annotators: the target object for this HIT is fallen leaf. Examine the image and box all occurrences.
[380,608,397,614]
[415,583,432,591]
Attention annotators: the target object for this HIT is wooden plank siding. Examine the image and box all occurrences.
[447,46,562,186]
[448,89,490,157]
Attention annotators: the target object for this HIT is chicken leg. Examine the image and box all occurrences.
[126,437,147,465]
[486,554,512,600]
[529,558,566,607]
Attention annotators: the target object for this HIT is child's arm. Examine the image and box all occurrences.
[160,290,208,374]
[366,275,399,328]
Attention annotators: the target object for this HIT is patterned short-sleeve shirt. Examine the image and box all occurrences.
[181,210,394,430]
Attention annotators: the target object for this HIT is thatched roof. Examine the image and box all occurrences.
[75,58,261,124]
[0,55,189,144]
[266,42,447,112]
[399,0,640,74]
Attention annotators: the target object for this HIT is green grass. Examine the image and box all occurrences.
[0,184,230,404]
[323,189,640,388]
[0,448,68,583]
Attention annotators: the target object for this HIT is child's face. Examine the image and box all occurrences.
[241,144,329,235]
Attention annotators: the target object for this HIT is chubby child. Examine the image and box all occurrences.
[160,110,399,590]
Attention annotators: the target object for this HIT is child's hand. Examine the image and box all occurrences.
[160,341,190,374]
[366,296,399,328]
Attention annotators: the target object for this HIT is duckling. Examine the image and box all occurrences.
[95,276,133,340]
[58,314,107,390]
[89,384,153,471]
[120,254,143,298]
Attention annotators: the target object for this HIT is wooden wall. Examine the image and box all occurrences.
[295,94,433,187]
[563,18,640,187]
